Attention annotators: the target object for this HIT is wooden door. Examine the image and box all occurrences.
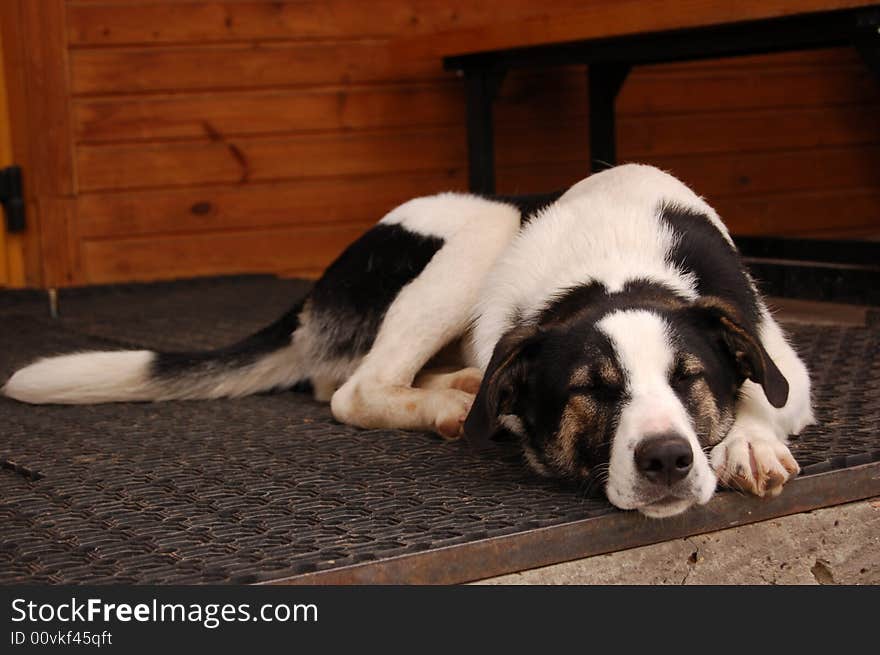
[0,27,12,286]
[0,0,76,288]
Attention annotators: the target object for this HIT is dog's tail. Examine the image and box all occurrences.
[3,300,308,405]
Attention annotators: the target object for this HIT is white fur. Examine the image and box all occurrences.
[558,164,735,247]
[2,343,313,404]
[354,192,520,386]
[598,311,716,516]
[379,192,514,239]
[469,164,721,369]
[3,351,156,404]
[331,193,520,435]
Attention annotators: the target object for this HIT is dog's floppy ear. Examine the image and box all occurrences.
[463,324,542,449]
[689,297,789,408]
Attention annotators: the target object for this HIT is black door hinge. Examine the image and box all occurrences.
[0,165,25,233]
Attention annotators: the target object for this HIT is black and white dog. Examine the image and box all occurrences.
[4,164,814,518]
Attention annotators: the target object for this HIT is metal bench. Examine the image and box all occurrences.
[418,2,880,193]
[395,2,880,306]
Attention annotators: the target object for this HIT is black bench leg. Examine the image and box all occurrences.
[588,63,630,172]
[464,70,504,194]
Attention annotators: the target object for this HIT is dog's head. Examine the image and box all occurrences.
[464,293,788,518]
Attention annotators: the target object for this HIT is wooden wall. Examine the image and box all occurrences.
[6,1,880,286]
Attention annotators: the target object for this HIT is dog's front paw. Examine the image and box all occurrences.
[432,389,475,440]
[710,430,800,498]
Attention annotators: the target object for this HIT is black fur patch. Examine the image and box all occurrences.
[154,224,443,381]
[536,279,688,328]
[659,202,760,329]
[537,282,612,327]
[307,223,444,358]
[664,311,740,442]
[520,324,626,478]
[153,299,304,379]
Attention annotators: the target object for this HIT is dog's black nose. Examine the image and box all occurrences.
[635,434,693,486]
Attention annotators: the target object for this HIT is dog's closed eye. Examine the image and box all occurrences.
[568,358,624,402]
[670,358,704,390]
[568,379,623,401]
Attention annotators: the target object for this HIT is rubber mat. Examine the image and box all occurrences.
[1,276,878,584]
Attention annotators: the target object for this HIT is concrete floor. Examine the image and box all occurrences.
[476,497,880,584]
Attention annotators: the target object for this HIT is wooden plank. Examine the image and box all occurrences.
[70,161,577,239]
[76,108,880,194]
[715,189,880,236]
[73,83,465,143]
[618,63,880,114]
[394,0,879,59]
[498,58,879,121]
[80,222,371,283]
[75,126,470,191]
[73,116,596,193]
[75,169,880,249]
[67,0,593,46]
[641,146,880,200]
[497,61,875,128]
[618,105,880,158]
[72,62,880,143]
[70,42,445,96]
[76,171,467,238]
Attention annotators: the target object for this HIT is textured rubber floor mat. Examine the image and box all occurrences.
[0,276,878,584]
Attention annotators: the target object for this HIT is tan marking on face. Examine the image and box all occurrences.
[596,358,622,388]
[687,377,723,445]
[550,394,603,478]
[678,353,704,377]
[569,366,591,388]
[569,358,621,390]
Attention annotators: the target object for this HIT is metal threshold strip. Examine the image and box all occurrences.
[268,459,880,585]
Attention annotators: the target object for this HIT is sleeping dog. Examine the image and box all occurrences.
[3,164,814,518]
